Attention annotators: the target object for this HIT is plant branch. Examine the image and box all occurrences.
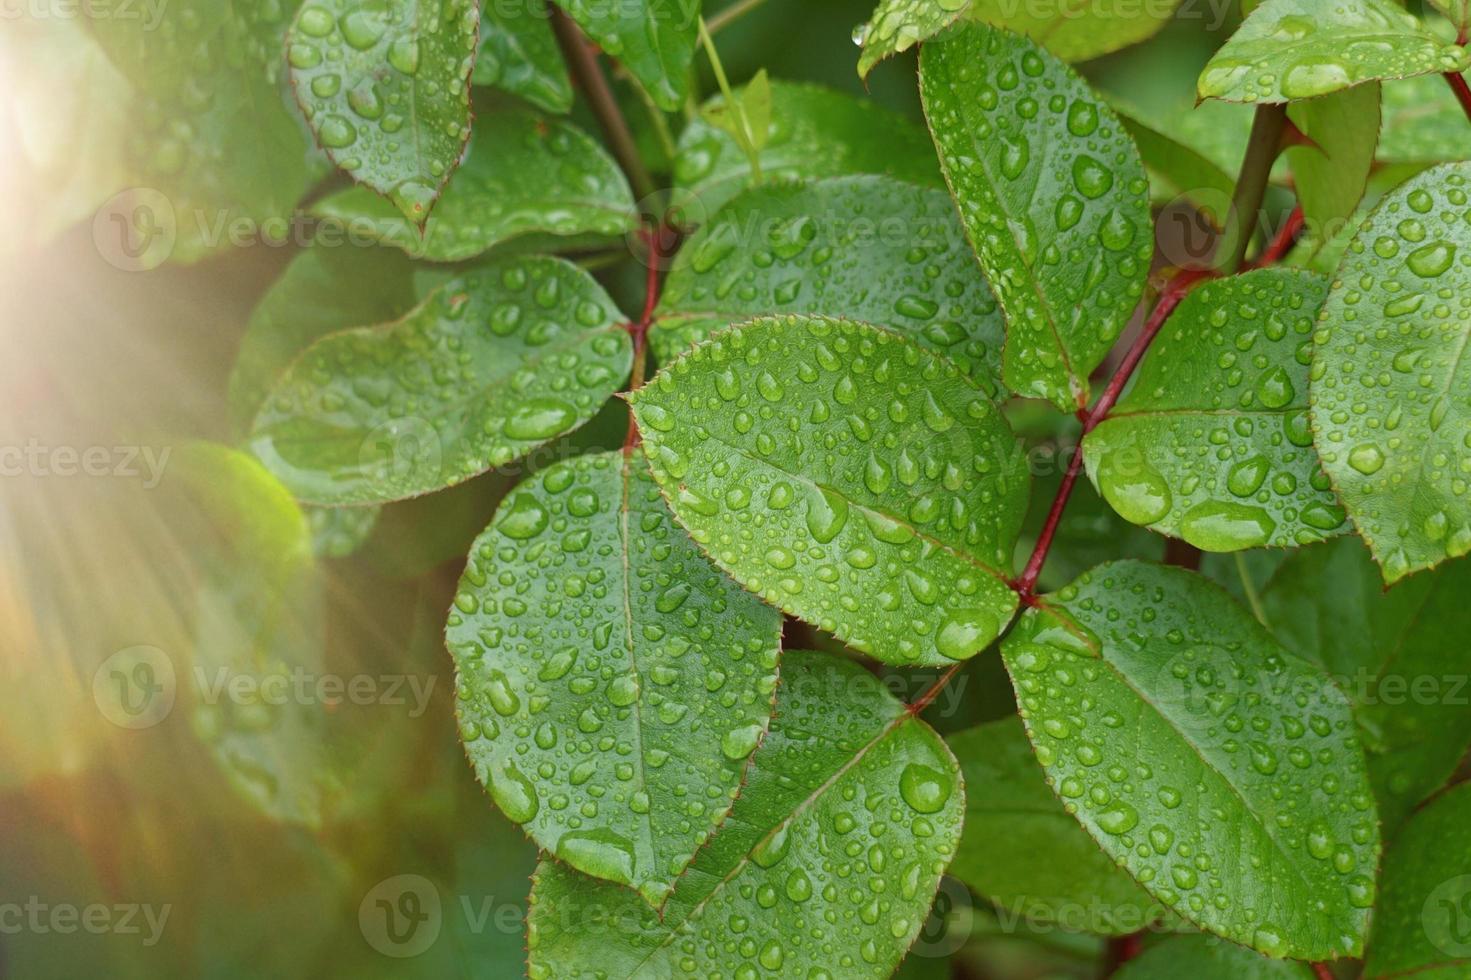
[696,16,762,181]
[623,226,674,448]
[1222,103,1288,273]
[549,6,657,202]
[1445,70,1471,125]
[1252,203,1304,268]
[706,0,769,35]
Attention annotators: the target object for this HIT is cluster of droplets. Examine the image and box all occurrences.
[852,0,969,66]
[1198,5,1470,102]
[1088,270,1348,550]
[447,451,781,902]
[1004,564,1379,958]
[636,315,1028,665]
[253,258,627,502]
[921,26,1152,408]
[287,0,478,217]
[526,656,961,978]
[1312,167,1471,580]
[653,177,1003,383]
[323,108,638,262]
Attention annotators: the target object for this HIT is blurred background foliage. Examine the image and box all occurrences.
[1,0,1441,973]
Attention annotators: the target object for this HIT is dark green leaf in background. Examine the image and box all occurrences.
[474,0,573,112]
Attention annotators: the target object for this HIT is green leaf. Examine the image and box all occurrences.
[651,175,1005,382]
[1115,934,1315,979]
[525,650,964,978]
[1083,269,1349,551]
[701,68,773,162]
[949,716,1165,935]
[1287,84,1381,247]
[1431,0,1471,34]
[446,449,781,905]
[85,0,322,264]
[1197,0,1470,103]
[920,24,1153,410]
[170,443,339,828]
[1363,781,1471,979]
[553,0,698,112]
[287,0,480,223]
[310,105,638,262]
[249,256,632,505]
[1381,72,1471,165]
[1001,560,1380,959]
[305,504,381,557]
[856,0,1181,78]
[1260,538,1471,831]
[474,0,572,112]
[674,80,942,220]
[632,314,1028,666]
[1310,162,1471,582]
[229,244,419,433]
[1114,110,1237,213]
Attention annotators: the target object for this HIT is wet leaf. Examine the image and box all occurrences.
[949,716,1165,936]
[1363,781,1471,979]
[287,0,480,223]
[1260,538,1471,832]
[1430,0,1471,33]
[856,0,1181,77]
[1380,72,1471,165]
[553,0,698,111]
[525,651,964,978]
[633,315,1029,666]
[674,80,942,219]
[1311,162,1471,582]
[85,0,323,263]
[249,256,631,505]
[1197,0,1469,103]
[1083,269,1348,551]
[474,0,572,112]
[446,449,781,906]
[1001,560,1379,959]
[311,105,638,262]
[229,244,419,434]
[920,24,1152,410]
[1287,83,1380,245]
[651,175,1005,384]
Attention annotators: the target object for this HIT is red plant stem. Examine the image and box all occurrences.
[1103,931,1145,973]
[1446,70,1471,124]
[1012,270,1208,598]
[1252,204,1305,268]
[1312,963,1334,980]
[623,227,666,449]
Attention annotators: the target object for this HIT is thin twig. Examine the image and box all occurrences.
[1222,103,1288,273]
[706,0,770,34]
[622,226,673,449]
[1445,70,1471,124]
[549,6,656,202]
[1251,203,1304,268]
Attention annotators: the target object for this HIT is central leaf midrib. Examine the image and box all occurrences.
[1034,599,1336,935]
[630,708,914,969]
